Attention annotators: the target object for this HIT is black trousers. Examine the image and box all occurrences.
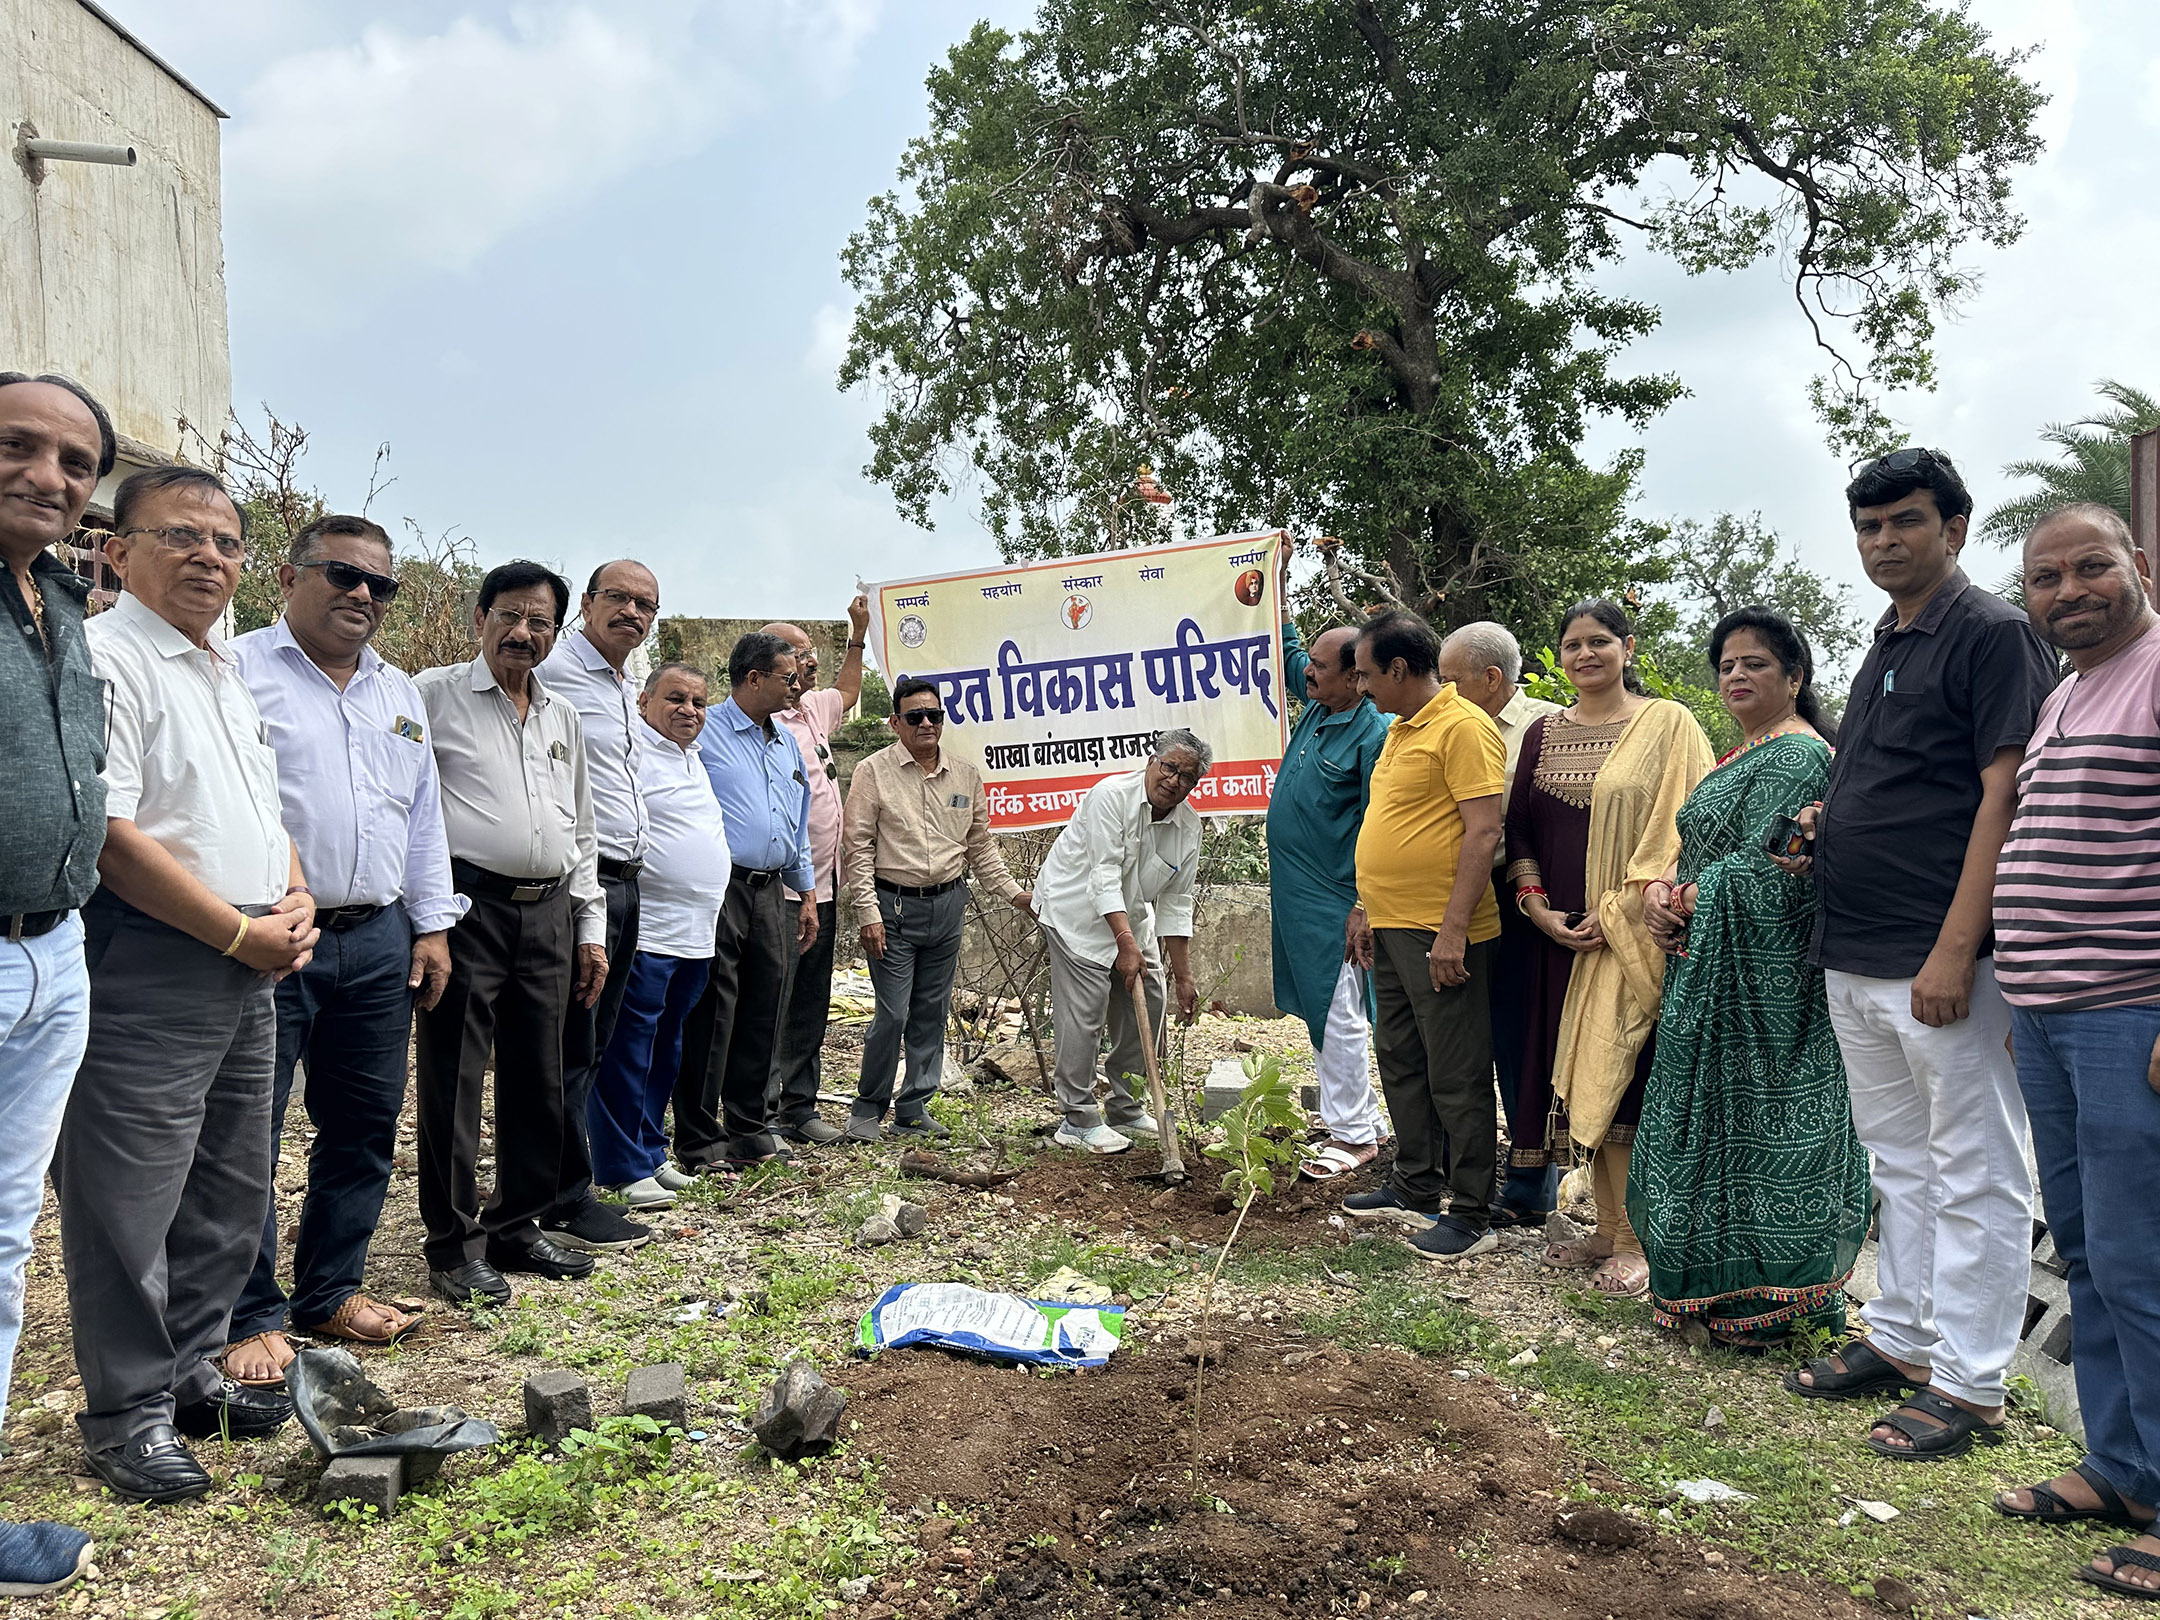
[671,872,791,1166]
[769,896,835,1129]
[1373,931,1495,1222]
[552,872,639,1221]
[413,886,572,1268]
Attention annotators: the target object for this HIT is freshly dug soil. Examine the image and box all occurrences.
[1003,1136,1389,1252]
[839,1338,1877,1620]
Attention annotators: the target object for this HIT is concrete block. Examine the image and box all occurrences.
[1200,1058,1247,1122]
[751,1358,846,1460]
[623,1362,689,1429]
[400,1451,445,1487]
[522,1369,592,1445]
[1298,1081,1320,1114]
[2012,1227,2082,1442]
[315,1455,401,1515]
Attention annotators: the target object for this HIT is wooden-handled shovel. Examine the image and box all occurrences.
[1129,979,1188,1184]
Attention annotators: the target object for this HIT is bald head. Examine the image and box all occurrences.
[1303,625,1363,713]
[762,621,823,692]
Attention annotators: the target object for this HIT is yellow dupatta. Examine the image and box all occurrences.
[1551,698,1714,1151]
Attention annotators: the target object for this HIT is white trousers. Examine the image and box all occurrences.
[1824,959,2033,1405]
[1313,961,1387,1146]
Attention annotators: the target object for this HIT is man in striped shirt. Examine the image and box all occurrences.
[1992,502,2160,1600]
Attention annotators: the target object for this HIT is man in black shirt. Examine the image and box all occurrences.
[0,373,111,1589]
[1782,448,2059,1463]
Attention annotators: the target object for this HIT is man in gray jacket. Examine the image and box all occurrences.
[0,373,111,1590]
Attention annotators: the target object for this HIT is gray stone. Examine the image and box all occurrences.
[522,1369,593,1445]
[314,1455,401,1515]
[877,1194,928,1238]
[623,1363,690,1430]
[751,1358,847,1460]
[1543,1210,1587,1246]
[2012,1226,2083,1442]
[855,1215,900,1248]
[400,1451,445,1487]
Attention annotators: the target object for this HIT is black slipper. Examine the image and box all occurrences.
[1488,1205,1552,1229]
[1996,1461,2157,1529]
[2079,1543,2160,1601]
[1864,1387,2007,1461]
[1781,1338,1924,1401]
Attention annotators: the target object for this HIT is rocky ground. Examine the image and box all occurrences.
[0,1007,2113,1619]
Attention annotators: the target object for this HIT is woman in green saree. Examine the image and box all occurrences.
[1631,608,1872,1345]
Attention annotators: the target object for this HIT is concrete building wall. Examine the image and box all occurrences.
[2,0,229,493]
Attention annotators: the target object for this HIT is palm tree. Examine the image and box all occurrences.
[1978,379,2160,545]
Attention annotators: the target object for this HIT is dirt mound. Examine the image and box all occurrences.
[838,1339,1876,1620]
[1003,1137,1389,1251]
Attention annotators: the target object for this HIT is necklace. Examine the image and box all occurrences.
[1718,711,1805,765]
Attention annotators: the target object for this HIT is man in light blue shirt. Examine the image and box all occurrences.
[673,632,817,1169]
[228,515,467,1370]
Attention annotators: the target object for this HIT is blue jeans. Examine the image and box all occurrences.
[0,916,89,1430]
[2012,1003,2160,1507]
[231,906,416,1335]
[589,951,708,1185]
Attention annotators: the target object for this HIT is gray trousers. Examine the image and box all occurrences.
[854,885,967,1123]
[1372,929,1495,1221]
[55,895,276,1449]
[1046,926,1165,1129]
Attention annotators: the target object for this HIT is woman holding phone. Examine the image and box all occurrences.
[1504,601,1713,1296]
[1633,607,1871,1345]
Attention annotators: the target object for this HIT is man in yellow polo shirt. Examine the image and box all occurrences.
[1344,608,1505,1259]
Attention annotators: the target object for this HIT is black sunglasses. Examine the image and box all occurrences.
[899,708,945,727]
[297,559,401,603]
[1852,446,1958,482]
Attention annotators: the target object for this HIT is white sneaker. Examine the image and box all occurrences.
[652,1164,694,1192]
[1053,1122,1133,1154]
[610,1176,678,1209]
[1119,1112,1160,1138]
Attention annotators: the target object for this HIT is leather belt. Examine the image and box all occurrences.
[452,860,566,905]
[315,903,386,932]
[731,865,785,888]
[875,876,964,898]
[599,856,645,882]
[4,909,68,943]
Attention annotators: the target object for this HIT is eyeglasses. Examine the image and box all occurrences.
[121,524,244,560]
[486,607,560,635]
[1154,759,1201,787]
[297,558,400,603]
[898,708,945,727]
[593,586,659,617]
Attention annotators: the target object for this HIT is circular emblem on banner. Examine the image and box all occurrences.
[898,613,927,649]
[1233,568,1265,607]
[1061,593,1094,630]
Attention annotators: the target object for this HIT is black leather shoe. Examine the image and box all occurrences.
[485,1235,595,1281]
[85,1425,210,1504]
[429,1258,513,1309]
[174,1378,293,1440]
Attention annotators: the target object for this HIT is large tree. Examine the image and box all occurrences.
[842,0,2042,626]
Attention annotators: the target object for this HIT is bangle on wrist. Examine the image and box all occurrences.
[847,639,866,649]
[285,883,312,898]
[1515,885,1547,916]
[221,914,250,958]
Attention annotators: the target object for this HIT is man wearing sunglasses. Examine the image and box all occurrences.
[840,676,1031,1141]
[535,561,663,1256]
[225,515,468,1382]
[1781,448,2059,1463]
[759,596,871,1146]
[61,466,315,1501]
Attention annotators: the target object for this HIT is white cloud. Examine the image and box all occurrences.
[805,301,853,376]
[224,2,883,320]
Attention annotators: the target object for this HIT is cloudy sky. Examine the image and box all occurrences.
[113,0,2159,630]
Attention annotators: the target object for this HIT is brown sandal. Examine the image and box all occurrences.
[303,1293,424,1347]
[218,1330,296,1388]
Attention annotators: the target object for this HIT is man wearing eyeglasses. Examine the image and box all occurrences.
[840,675,1031,1141]
[224,515,467,1382]
[60,466,316,1502]
[1779,449,2059,1463]
[761,596,870,1145]
[1033,732,1209,1153]
[0,373,113,1581]
[675,632,817,1172]
[413,561,607,1310]
[535,561,662,1256]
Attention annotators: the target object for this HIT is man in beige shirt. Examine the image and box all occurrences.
[1438,621,1563,1222]
[839,676,1031,1141]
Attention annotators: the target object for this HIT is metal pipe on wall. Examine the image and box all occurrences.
[22,139,137,166]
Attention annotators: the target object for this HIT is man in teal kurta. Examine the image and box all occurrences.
[1267,612,1390,1173]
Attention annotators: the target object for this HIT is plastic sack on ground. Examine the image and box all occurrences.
[855,1282,1125,1368]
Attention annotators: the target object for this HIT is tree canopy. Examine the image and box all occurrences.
[842,0,2043,628]
[1977,379,2160,547]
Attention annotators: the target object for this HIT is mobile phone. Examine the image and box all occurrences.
[1562,910,1586,929]
[1763,814,1813,861]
